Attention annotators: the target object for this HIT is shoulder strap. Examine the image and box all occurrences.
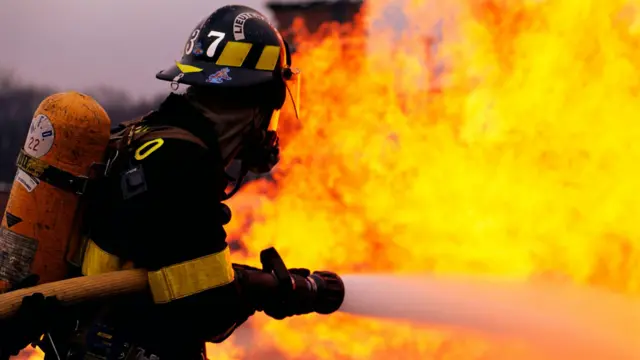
[108,116,146,156]
[110,115,147,137]
[109,116,209,153]
[135,126,209,150]
[104,116,209,177]
[119,115,149,129]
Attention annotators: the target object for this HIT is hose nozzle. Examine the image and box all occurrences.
[307,271,344,314]
[235,247,345,317]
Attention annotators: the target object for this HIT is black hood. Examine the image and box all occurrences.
[146,93,222,153]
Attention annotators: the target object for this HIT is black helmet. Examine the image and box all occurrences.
[156,5,296,102]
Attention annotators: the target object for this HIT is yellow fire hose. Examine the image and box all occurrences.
[0,270,148,321]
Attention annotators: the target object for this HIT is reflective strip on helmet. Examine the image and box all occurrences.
[255,45,281,71]
[176,62,204,73]
[81,239,122,276]
[216,41,253,67]
[147,247,235,304]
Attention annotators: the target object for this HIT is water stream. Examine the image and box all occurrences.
[340,274,640,359]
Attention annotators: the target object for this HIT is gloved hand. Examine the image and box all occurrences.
[232,248,345,322]
[9,274,40,290]
[262,268,314,320]
[0,275,62,360]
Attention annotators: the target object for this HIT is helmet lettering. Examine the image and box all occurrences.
[233,12,267,41]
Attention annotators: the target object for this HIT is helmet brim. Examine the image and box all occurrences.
[156,60,275,88]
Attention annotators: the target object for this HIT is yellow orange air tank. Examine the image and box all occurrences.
[0,91,111,291]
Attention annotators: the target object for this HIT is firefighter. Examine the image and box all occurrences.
[0,5,343,360]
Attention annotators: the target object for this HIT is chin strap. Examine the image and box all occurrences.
[222,165,249,201]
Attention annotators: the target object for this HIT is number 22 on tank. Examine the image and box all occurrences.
[24,114,55,158]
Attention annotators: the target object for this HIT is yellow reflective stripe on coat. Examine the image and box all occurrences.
[147,247,235,303]
[81,239,122,276]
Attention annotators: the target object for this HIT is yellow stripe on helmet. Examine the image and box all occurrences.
[216,41,253,67]
[255,45,281,71]
[176,62,203,73]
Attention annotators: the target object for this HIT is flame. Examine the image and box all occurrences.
[221,0,640,359]
[17,346,44,360]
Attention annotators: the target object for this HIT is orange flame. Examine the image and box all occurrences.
[221,0,640,358]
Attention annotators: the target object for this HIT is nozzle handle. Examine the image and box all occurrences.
[260,247,294,295]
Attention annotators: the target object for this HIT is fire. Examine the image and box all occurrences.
[222,0,640,359]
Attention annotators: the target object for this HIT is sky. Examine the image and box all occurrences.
[0,0,274,100]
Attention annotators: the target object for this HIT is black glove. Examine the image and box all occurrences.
[262,268,314,321]
[233,248,345,322]
[0,275,62,360]
[10,274,40,290]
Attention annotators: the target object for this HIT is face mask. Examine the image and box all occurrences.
[186,94,262,168]
[184,91,281,200]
